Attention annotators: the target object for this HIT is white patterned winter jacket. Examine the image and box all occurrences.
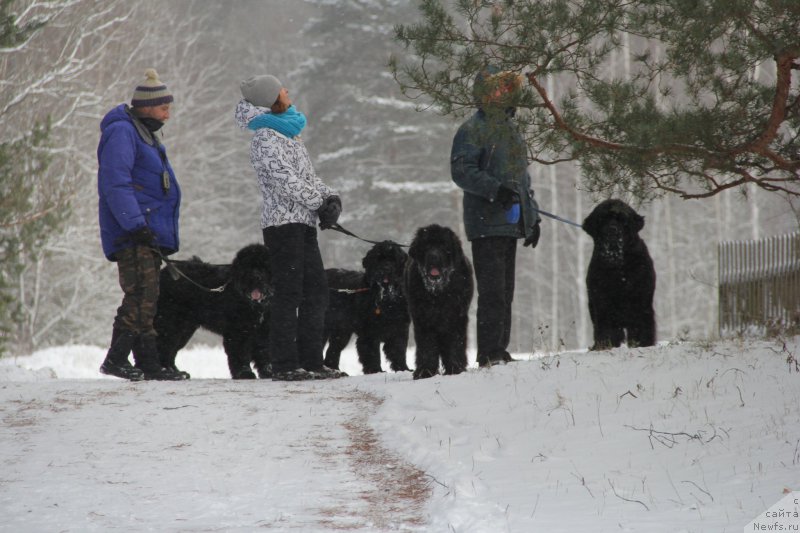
[234,99,336,229]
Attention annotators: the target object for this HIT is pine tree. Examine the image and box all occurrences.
[0,0,45,47]
[390,0,800,201]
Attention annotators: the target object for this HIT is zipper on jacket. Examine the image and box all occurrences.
[484,144,496,169]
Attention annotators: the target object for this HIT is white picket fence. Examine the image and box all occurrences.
[718,232,800,335]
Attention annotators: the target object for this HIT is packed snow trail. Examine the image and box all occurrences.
[0,379,429,532]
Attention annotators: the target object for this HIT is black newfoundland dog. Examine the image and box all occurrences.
[323,240,411,374]
[404,224,474,380]
[583,199,656,350]
[154,244,273,379]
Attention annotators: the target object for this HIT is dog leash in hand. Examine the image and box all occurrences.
[325,223,410,247]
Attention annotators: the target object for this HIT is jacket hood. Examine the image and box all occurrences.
[234,98,270,130]
[101,103,160,146]
[473,65,523,109]
[100,104,133,132]
[472,65,502,103]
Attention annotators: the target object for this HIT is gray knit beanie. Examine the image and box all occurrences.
[240,75,283,108]
[131,68,173,108]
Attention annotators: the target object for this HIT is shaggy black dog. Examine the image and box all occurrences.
[154,244,273,379]
[583,199,656,350]
[323,240,411,374]
[404,224,474,380]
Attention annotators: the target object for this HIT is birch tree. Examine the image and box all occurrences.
[0,0,243,352]
[0,0,60,355]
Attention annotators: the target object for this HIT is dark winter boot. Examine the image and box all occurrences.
[133,334,189,381]
[132,336,191,380]
[99,328,144,381]
[478,352,508,368]
[272,368,317,381]
[305,365,348,379]
[501,351,518,363]
[255,363,272,379]
[230,366,257,380]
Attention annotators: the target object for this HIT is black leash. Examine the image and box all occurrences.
[149,247,228,293]
[323,224,401,294]
[326,223,410,247]
[140,208,579,297]
[327,208,581,250]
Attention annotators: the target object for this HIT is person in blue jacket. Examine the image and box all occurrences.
[450,66,542,368]
[96,69,186,381]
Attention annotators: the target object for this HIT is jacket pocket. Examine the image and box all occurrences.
[139,203,161,226]
[481,201,511,227]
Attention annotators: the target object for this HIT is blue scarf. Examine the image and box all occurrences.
[247,105,307,138]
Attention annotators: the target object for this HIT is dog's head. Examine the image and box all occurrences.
[582,199,645,266]
[362,240,408,302]
[408,224,463,294]
[229,244,273,305]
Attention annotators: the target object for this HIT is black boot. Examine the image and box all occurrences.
[132,336,191,379]
[99,328,144,381]
[255,362,272,379]
[305,365,348,379]
[272,368,317,381]
[501,350,518,363]
[478,351,508,368]
[133,334,189,381]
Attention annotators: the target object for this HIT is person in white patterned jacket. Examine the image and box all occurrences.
[234,74,345,381]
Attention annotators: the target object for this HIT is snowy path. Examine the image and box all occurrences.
[0,379,429,532]
[3,339,800,532]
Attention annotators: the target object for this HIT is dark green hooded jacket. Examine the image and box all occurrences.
[450,69,541,241]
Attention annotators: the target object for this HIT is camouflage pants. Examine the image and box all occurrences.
[113,245,162,335]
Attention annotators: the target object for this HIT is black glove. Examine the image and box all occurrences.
[523,223,540,248]
[317,195,342,230]
[130,226,156,246]
[496,185,519,210]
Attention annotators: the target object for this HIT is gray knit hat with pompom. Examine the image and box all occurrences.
[131,68,173,108]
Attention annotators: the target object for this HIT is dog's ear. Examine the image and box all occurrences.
[382,241,406,267]
[445,228,463,259]
[582,210,599,238]
[632,212,645,233]
[253,245,271,271]
[408,229,426,262]
[613,202,645,233]
[395,246,409,267]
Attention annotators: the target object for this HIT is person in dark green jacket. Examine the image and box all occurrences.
[450,66,542,367]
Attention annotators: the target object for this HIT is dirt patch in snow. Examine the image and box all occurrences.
[315,389,431,531]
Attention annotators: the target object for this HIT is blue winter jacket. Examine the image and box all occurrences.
[97,104,181,261]
[450,107,541,241]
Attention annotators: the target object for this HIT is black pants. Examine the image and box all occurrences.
[262,223,328,374]
[471,236,517,364]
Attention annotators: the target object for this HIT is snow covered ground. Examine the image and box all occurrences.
[1,338,799,532]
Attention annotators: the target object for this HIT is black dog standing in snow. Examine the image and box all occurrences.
[404,224,474,379]
[582,199,656,350]
[323,240,411,374]
[153,244,273,379]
